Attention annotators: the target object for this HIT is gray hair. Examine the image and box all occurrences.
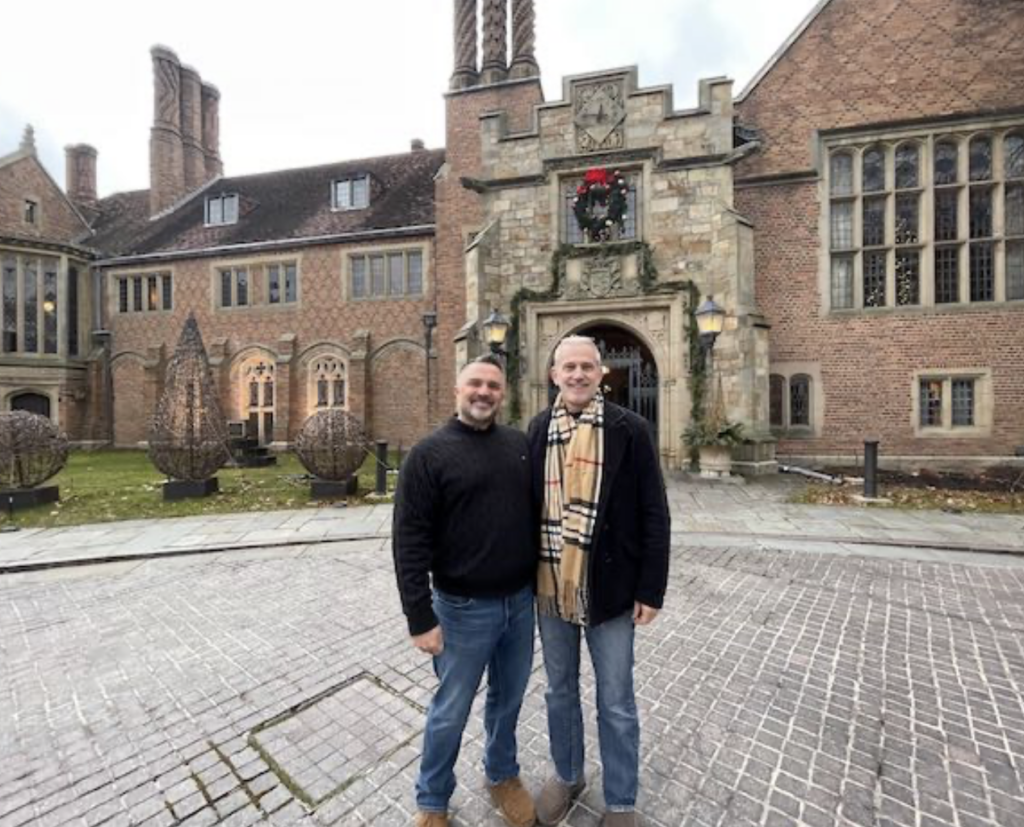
[552,335,602,368]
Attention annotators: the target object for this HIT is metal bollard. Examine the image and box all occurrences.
[864,440,879,499]
[375,440,388,495]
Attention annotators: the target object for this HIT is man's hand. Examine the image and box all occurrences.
[633,602,659,626]
[412,626,444,655]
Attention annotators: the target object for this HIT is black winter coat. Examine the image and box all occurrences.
[527,401,671,627]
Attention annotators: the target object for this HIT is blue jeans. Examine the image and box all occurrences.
[416,585,535,813]
[539,611,638,811]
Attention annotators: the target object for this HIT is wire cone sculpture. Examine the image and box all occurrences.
[0,411,69,489]
[148,314,230,482]
[294,409,367,482]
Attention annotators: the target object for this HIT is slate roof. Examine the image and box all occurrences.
[88,148,445,260]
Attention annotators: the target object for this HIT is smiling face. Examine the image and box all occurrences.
[550,337,603,413]
[455,360,505,429]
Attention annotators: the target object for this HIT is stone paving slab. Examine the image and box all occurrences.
[2,539,1024,826]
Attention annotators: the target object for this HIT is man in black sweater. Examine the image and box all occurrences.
[393,355,538,827]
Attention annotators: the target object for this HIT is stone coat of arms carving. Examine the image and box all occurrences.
[574,81,626,153]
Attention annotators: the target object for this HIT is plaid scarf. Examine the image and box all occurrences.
[537,392,605,625]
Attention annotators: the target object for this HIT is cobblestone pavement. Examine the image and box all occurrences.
[2,539,1024,827]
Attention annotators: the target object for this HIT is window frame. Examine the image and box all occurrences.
[331,176,371,211]
[768,366,819,437]
[822,120,1024,313]
[113,270,174,315]
[911,368,992,437]
[561,170,641,245]
[205,193,240,227]
[346,246,426,301]
[213,259,300,311]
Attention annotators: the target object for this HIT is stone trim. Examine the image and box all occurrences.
[911,367,994,439]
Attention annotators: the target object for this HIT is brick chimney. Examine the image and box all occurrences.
[201,82,223,179]
[479,0,508,85]
[179,65,206,190]
[149,45,186,215]
[450,0,479,90]
[65,144,98,215]
[509,0,539,79]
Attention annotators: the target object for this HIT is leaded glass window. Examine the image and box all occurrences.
[388,253,404,295]
[67,267,79,356]
[862,147,885,193]
[895,194,919,245]
[951,379,974,427]
[1006,242,1024,301]
[310,357,346,412]
[830,153,853,196]
[831,202,854,249]
[236,269,248,306]
[862,197,886,247]
[790,375,811,427]
[43,261,58,354]
[23,260,38,352]
[864,251,887,307]
[969,187,992,238]
[969,243,994,302]
[562,173,639,243]
[969,136,992,182]
[268,265,281,304]
[920,379,943,427]
[349,251,424,299]
[284,264,297,303]
[370,255,386,297]
[935,247,960,303]
[132,276,143,312]
[2,258,15,353]
[895,144,919,189]
[119,278,129,314]
[351,258,366,298]
[221,271,232,307]
[1006,134,1024,179]
[828,126,1023,311]
[831,256,853,309]
[935,189,959,241]
[147,275,158,311]
[934,141,959,185]
[769,375,784,428]
[162,275,173,311]
[895,251,920,306]
[1006,183,1024,237]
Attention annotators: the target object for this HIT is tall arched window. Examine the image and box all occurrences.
[309,357,347,413]
[769,375,785,428]
[789,375,811,428]
[240,359,275,443]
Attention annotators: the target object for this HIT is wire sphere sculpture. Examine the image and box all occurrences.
[294,409,367,481]
[148,314,230,482]
[0,411,69,489]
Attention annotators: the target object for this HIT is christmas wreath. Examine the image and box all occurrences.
[573,167,628,241]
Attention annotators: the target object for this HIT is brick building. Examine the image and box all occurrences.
[1,0,1021,470]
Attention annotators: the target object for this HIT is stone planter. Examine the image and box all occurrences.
[698,445,733,479]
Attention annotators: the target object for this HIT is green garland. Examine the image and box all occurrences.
[685,281,706,465]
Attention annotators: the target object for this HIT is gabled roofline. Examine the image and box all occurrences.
[735,0,836,103]
[0,144,94,235]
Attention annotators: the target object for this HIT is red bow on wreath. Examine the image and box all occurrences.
[583,168,609,188]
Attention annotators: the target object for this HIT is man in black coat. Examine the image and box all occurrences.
[527,335,670,827]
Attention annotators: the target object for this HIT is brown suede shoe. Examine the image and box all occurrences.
[414,811,449,827]
[536,776,585,825]
[599,812,639,827]
[489,776,537,827]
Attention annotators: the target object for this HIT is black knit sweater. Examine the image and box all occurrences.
[392,418,537,635]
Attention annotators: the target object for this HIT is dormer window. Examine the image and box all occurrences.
[206,193,239,226]
[332,176,369,211]
[24,200,38,224]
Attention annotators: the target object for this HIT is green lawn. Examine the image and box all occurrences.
[0,449,398,529]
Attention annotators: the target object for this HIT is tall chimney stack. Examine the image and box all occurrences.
[450,0,479,90]
[201,82,223,179]
[509,0,539,79]
[179,65,206,190]
[149,45,186,215]
[480,0,509,85]
[65,144,98,208]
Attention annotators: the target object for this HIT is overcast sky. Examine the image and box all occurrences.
[1,0,819,198]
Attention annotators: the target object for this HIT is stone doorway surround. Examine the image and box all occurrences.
[521,294,691,469]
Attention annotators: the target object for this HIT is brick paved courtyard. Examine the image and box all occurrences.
[2,539,1023,826]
